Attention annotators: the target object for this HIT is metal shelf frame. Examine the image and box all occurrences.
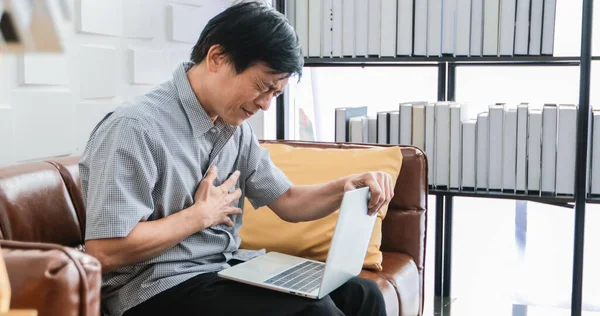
[274,1,595,315]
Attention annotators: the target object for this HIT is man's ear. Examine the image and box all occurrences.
[205,44,227,73]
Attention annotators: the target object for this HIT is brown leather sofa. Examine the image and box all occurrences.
[0,141,428,316]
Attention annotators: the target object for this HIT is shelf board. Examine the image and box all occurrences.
[304,56,600,66]
[429,188,600,205]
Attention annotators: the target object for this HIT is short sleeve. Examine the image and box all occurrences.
[244,130,293,209]
[80,117,158,240]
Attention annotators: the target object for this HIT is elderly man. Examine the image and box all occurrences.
[80,2,392,316]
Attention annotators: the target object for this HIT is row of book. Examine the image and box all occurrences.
[286,0,557,58]
[335,103,600,196]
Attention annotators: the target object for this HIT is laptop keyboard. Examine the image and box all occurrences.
[264,261,325,293]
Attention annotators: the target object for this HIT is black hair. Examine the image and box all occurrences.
[190,1,303,79]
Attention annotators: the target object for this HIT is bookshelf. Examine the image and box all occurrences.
[274,0,595,315]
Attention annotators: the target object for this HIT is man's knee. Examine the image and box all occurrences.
[347,277,384,298]
[300,297,344,316]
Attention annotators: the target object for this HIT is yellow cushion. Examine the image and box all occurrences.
[239,144,403,271]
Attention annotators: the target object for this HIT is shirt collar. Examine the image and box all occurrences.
[173,61,236,138]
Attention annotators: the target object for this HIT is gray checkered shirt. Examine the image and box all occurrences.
[79,62,293,316]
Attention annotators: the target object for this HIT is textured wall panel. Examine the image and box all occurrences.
[19,54,69,85]
[79,45,118,99]
[123,0,157,39]
[0,56,17,105]
[12,91,74,162]
[0,107,14,167]
[75,0,122,36]
[129,48,169,84]
[167,4,224,43]
[169,49,191,72]
[171,0,236,7]
[76,102,120,153]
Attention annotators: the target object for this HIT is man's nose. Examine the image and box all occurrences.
[255,93,273,111]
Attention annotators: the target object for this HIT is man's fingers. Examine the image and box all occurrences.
[225,207,243,216]
[226,188,242,204]
[222,217,234,227]
[365,177,384,214]
[220,170,241,193]
[387,174,394,200]
[204,165,218,184]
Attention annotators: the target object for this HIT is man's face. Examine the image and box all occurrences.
[213,61,289,126]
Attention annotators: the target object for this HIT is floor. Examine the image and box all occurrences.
[420,196,600,316]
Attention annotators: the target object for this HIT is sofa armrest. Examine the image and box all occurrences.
[0,240,102,316]
[382,146,428,270]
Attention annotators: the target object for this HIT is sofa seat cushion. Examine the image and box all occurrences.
[240,144,403,271]
[359,252,420,316]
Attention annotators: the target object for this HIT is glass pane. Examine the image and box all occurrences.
[287,66,438,141]
[455,66,580,118]
[592,61,600,107]
[594,0,600,56]
[584,204,600,310]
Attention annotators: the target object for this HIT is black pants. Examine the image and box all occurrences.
[123,272,386,316]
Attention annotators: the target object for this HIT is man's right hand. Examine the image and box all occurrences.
[191,165,243,229]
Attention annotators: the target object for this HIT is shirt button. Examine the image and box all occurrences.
[209,127,217,133]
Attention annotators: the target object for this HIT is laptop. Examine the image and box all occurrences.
[218,186,377,299]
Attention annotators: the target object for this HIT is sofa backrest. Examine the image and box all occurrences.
[0,142,428,272]
[0,160,83,247]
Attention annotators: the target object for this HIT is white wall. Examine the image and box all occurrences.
[0,0,276,168]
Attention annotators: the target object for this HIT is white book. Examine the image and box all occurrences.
[322,0,333,57]
[414,0,429,56]
[435,102,451,187]
[349,117,364,142]
[332,0,343,57]
[355,0,369,57]
[527,109,542,192]
[516,103,529,191]
[514,0,530,55]
[286,0,296,27]
[499,0,516,56]
[377,112,389,144]
[412,103,427,150]
[426,103,436,185]
[450,103,468,189]
[361,116,370,143]
[556,104,577,195]
[541,0,557,55]
[428,0,443,56]
[462,119,477,189]
[397,0,414,56]
[381,0,397,57]
[308,0,322,57]
[296,0,309,57]
[342,0,355,56]
[400,103,413,145]
[389,111,400,144]
[488,104,505,190]
[502,106,517,191]
[368,116,378,143]
[483,0,500,56]
[591,111,600,195]
[442,0,458,55]
[455,0,472,56]
[335,107,368,142]
[528,0,543,55]
[476,112,489,190]
[470,0,484,56]
[368,0,382,56]
[541,104,558,193]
